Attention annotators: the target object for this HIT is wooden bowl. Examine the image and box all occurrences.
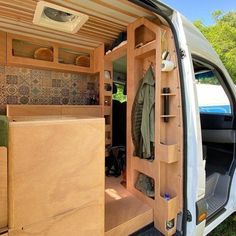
[75,56,90,67]
[34,48,53,61]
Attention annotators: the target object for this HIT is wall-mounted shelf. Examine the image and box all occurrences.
[158,144,178,163]
[104,91,112,96]
[7,34,93,73]
[134,40,156,58]
[160,115,176,118]
[132,157,155,178]
[104,42,127,62]
[161,93,176,96]
[127,17,183,236]
[157,196,178,236]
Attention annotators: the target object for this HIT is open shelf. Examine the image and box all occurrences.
[12,38,53,61]
[135,24,156,49]
[132,157,155,178]
[160,115,176,118]
[134,40,156,58]
[104,96,112,106]
[157,195,178,236]
[161,93,176,96]
[104,91,112,96]
[104,79,112,85]
[7,34,93,73]
[104,42,127,62]
[134,171,155,200]
[159,195,178,221]
[58,47,90,67]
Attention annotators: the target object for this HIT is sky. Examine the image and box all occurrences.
[161,0,235,25]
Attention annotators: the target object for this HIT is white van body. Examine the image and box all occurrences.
[171,10,236,236]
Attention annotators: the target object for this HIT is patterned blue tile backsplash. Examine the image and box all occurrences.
[0,66,99,114]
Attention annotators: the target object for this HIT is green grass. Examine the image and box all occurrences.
[208,214,236,236]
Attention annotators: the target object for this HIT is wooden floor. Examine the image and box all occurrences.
[105,177,153,236]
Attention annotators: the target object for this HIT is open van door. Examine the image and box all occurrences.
[171,9,236,236]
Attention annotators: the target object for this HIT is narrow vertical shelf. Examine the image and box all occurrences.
[127,18,183,236]
[103,68,113,156]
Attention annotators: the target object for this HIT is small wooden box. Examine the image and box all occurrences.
[159,144,178,163]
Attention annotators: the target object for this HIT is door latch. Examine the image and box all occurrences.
[180,49,186,59]
[187,210,192,222]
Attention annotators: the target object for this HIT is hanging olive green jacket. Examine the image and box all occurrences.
[131,66,155,159]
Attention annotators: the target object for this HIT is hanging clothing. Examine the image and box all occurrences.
[131,66,155,159]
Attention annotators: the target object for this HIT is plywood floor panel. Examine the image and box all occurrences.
[105,177,153,235]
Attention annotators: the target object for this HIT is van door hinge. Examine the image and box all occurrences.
[180,49,186,59]
[186,210,192,222]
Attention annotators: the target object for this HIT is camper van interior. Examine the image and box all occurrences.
[1,0,228,236]
[0,1,183,235]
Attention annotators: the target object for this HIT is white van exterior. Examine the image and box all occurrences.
[172,9,236,236]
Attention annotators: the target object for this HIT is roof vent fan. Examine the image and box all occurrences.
[33,1,89,34]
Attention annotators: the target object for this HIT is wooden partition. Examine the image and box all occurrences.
[127,18,183,236]
[8,116,105,236]
[103,42,127,156]
[0,147,7,230]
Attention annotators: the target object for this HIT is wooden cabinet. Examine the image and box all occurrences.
[8,116,105,235]
[7,34,93,73]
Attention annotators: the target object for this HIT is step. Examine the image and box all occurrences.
[105,196,153,236]
[205,173,230,219]
[105,177,153,236]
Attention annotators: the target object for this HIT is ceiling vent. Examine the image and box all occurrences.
[33,1,89,34]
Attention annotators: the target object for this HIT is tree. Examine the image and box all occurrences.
[194,11,236,83]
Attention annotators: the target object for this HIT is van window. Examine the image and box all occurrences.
[194,67,231,114]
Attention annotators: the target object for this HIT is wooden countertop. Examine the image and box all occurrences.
[8,115,104,124]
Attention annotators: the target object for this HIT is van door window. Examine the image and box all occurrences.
[193,58,235,221]
[195,69,232,114]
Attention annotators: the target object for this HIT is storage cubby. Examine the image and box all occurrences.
[135,25,156,48]
[104,96,112,106]
[157,195,178,235]
[58,48,90,67]
[104,115,111,125]
[134,171,155,199]
[12,39,53,61]
[7,34,93,73]
[104,83,112,92]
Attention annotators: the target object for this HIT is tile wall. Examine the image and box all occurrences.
[0,66,99,114]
